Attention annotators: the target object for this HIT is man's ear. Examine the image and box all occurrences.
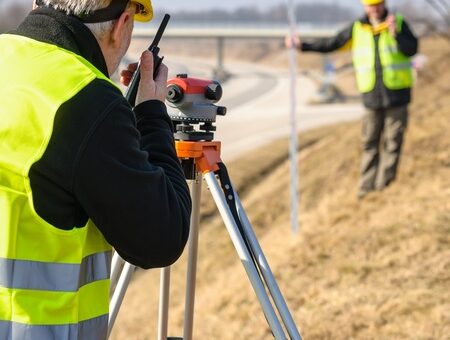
[110,10,133,49]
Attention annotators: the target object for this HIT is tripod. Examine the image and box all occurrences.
[108,75,302,339]
[108,139,302,339]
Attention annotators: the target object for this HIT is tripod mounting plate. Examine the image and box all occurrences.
[175,141,222,173]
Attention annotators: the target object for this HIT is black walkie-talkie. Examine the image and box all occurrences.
[125,14,170,107]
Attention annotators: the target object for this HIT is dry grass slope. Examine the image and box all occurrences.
[111,36,450,340]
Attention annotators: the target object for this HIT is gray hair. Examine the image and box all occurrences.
[39,0,111,15]
[39,0,127,39]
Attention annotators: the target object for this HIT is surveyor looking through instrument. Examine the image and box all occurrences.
[0,0,191,338]
[286,0,418,199]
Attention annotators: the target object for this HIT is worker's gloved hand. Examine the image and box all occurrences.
[120,50,168,105]
[285,34,301,49]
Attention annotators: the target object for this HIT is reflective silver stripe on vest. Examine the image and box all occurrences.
[0,251,111,292]
[0,314,108,340]
[380,46,399,54]
[384,62,413,70]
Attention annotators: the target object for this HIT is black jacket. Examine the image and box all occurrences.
[10,7,191,269]
[301,11,418,110]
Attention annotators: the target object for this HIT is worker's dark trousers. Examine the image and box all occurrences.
[359,104,408,196]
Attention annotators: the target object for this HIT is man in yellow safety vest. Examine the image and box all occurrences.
[287,0,418,199]
[0,1,191,338]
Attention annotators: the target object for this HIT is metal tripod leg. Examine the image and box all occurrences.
[203,171,288,339]
[108,249,173,340]
[214,164,301,339]
[235,191,302,340]
[108,261,136,338]
[156,175,202,340]
[157,266,171,340]
[183,174,202,340]
[110,251,124,290]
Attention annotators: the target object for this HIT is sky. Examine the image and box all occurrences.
[0,0,427,15]
[153,0,348,11]
[150,0,421,13]
[0,0,392,11]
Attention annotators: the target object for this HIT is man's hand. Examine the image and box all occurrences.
[285,34,301,49]
[120,50,168,105]
[386,14,397,37]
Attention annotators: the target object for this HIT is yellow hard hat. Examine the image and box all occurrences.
[361,0,384,5]
[36,0,153,22]
[133,0,153,22]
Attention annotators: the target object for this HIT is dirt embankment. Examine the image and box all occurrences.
[111,35,450,340]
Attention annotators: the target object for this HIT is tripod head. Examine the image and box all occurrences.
[166,74,227,141]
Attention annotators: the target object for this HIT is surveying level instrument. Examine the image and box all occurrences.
[167,74,227,142]
[108,75,302,340]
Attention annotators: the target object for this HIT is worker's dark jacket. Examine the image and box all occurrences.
[301,11,418,110]
[10,7,191,269]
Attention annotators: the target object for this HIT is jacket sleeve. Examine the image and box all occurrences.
[396,20,419,57]
[73,94,191,269]
[300,23,353,53]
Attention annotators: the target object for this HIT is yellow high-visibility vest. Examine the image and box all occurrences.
[352,15,414,93]
[0,34,115,339]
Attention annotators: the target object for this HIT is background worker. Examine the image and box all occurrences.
[286,0,418,199]
[0,0,191,338]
